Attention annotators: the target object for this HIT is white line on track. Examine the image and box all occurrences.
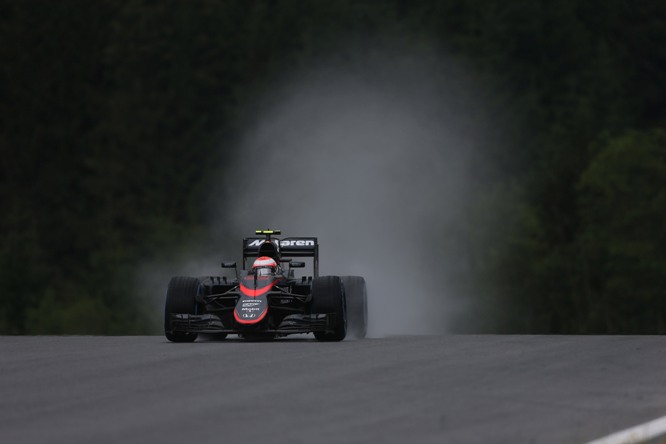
[586,415,666,444]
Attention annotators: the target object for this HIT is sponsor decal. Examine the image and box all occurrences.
[247,239,315,248]
[234,296,269,324]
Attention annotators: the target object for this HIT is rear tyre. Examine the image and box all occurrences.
[312,276,346,342]
[342,276,367,339]
[164,276,200,343]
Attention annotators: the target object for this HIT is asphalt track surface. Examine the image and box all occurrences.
[1,335,666,444]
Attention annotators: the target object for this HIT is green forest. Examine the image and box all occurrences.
[1,0,665,334]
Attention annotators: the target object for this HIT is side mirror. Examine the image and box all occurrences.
[289,261,305,268]
[221,262,237,268]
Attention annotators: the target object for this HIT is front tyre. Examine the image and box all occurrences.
[342,276,367,339]
[164,276,200,343]
[312,276,346,342]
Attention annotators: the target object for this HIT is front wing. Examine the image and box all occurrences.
[169,313,336,335]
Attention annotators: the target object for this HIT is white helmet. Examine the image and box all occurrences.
[252,256,277,276]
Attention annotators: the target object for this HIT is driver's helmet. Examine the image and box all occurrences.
[252,256,278,276]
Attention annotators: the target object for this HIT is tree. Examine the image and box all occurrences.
[578,129,666,332]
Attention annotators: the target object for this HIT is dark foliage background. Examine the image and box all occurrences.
[1,0,664,334]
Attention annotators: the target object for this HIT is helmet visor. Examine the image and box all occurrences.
[256,267,273,276]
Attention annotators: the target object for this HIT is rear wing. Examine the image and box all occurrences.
[242,237,319,277]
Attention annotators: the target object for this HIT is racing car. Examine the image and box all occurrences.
[164,230,368,342]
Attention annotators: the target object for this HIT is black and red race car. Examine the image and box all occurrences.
[164,230,367,342]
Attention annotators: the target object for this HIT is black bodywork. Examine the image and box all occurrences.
[167,233,339,337]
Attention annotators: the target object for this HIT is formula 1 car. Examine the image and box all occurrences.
[164,230,368,342]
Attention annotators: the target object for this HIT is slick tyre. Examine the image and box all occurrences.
[312,276,346,342]
[341,276,367,339]
[164,276,200,343]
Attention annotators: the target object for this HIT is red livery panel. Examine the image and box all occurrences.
[234,276,275,324]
